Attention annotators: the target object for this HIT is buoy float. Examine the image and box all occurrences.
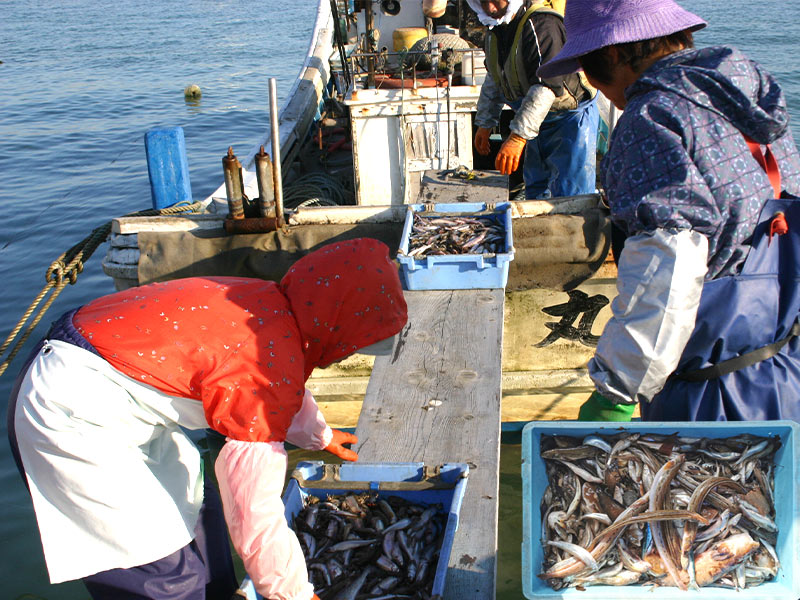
[184,84,202,99]
[392,27,428,52]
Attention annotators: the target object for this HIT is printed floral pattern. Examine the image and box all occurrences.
[604,46,800,278]
[74,239,408,442]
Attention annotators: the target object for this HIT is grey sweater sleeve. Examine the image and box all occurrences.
[588,229,708,405]
[475,71,505,129]
[509,84,555,139]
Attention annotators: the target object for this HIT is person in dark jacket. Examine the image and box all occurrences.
[538,0,800,422]
[468,0,598,199]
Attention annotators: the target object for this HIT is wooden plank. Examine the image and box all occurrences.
[355,289,504,600]
[318,390,597,430]
[510,193,601,217]
[309,368,593,398]
[112,214,225,234]
[418,169,508,204]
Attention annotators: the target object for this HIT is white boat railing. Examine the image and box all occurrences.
[203,0,335,213]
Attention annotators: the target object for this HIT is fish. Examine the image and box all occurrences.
[538,431,781,590]
[404,213,507,257]
[292,492,446,598]
[693,532,760,587]
[648,456,688,590]
[546,540,599,572]
[334,565,373,600]
[736,497,778,532]
[680,476,746,568]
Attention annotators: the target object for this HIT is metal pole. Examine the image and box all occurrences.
[268,78,285,227]
[364,0,376,88]
[254,145,275,218]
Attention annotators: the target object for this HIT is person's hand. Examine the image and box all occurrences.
[311,594,321,600]
[578,391,636,421]
[474,126,492,156]
[323,429,358,461]
[495,133,527,174]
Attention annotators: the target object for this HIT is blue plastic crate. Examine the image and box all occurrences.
[397,202,514,290]
[521,420,800,600]
[238,461,469,599]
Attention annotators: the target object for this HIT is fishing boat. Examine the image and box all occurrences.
[100,0,619,426]
[97,3,623,599]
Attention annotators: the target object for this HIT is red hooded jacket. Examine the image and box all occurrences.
[73,238,408,443]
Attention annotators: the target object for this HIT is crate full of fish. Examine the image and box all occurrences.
[396,202,514,290]
[520,420,800,600]
[239,461,469,599]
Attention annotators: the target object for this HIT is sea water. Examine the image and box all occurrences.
[1,1,798,598]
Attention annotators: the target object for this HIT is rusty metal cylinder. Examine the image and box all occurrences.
[254,145,275,218]
[222,146,245,219]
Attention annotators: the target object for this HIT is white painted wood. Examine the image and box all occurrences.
[346,86,480,114]
[510,194,601,217]
[351,111,406,205]
[347,86,480,205]
[287,205,406,224]
[112,205,408,235]
[112,214,226,234]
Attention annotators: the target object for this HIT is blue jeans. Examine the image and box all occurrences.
[521,97,598,199]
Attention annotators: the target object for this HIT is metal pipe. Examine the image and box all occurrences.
[254,145,275,218]
[268,78,285,228]
[364,0,376,88]
[222,146,244,219]
[224,217,280,235]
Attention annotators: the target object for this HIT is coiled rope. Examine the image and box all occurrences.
[0,201,204,378]
[283,172,351,208]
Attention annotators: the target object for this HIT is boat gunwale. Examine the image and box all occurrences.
[202,1,335,212]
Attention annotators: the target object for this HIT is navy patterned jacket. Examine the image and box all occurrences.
[603,46,800,279]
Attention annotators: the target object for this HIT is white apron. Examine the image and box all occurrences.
[14,340,209,583]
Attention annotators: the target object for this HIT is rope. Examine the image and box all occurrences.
[0,201,204,378]
[283,172,351,208]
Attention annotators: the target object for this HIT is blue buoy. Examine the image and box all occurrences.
[144,127,193,210]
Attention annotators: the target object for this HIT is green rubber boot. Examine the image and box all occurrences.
[577,391,636,421]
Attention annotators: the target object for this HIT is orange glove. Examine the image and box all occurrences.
[474,126,492,156]
[495,133,527,174]
[312,595,321,600]
[323,429,358,462]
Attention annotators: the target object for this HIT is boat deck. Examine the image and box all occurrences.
[356,288,504,600]
[233,170,616,599]
[351,169,509,599]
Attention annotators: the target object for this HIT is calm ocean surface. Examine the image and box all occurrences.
[1,1,799,598]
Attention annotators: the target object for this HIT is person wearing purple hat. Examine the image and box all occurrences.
[467,0,598,200]
[537,0,800,423]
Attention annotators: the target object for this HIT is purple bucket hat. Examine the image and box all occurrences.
[537,0,706,78]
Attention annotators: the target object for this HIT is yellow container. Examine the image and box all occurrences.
[393,27,427,52]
